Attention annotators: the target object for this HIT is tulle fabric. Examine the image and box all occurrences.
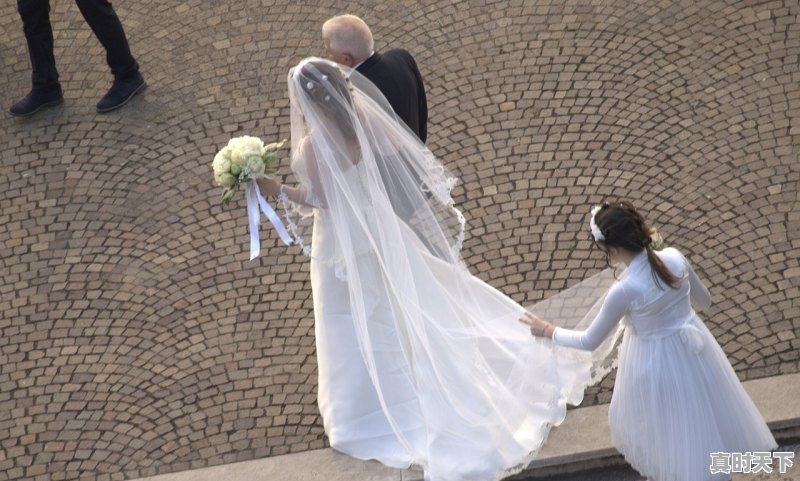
[593,249,779,481]
[527,269,625,386]
[610,315,778,481]
[280,59,464,265]
[276,58,618,481]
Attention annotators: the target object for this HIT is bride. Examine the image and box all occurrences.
[256,58,616,481]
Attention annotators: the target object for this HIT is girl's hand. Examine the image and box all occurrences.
[257,177,281,198]
[519,311,555,338]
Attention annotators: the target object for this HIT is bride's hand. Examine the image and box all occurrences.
[519,311,554,338]
[256,177,281,198]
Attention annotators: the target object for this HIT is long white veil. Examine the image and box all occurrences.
[277,57,622,481]
[279,58,466,266]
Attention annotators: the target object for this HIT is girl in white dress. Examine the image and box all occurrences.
[255,58,619,481]
[523,201,778,481]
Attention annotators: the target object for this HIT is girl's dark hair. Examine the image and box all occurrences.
[593,200,679,289]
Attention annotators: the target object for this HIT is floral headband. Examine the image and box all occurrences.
[589,202,666,250]
[589,204,605,242]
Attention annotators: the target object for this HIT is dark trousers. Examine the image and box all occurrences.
[18,0,139,91]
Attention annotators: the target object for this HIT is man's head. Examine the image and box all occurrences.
[322,15,374,68]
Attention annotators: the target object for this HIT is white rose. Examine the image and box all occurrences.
[229,158,242,176]
[230,145,249,174]
[226,137,243,150]
[217,172,236,188]
[212,147,232,175]
[245,140,264,156]
[212,151,224,171]
[246,156,265,177]
[229,136,264,155]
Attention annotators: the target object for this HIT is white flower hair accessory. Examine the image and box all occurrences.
[590,205,605,242]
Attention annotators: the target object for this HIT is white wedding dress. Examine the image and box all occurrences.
[276,58,619,481]
[297,158,600,481]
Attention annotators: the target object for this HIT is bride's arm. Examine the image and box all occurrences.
[257,138,327,208]
[279,182,325,209]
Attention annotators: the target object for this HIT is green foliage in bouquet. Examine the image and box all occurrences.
[212,136,286,204]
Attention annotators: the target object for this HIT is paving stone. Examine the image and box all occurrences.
[0,1,798,481]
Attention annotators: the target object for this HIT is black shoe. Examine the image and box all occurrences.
[9,87,64,117]
[96,74,147,113]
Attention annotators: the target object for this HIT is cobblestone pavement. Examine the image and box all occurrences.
[0,1,798,481]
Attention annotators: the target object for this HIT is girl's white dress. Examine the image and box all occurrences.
[552,248,778,481]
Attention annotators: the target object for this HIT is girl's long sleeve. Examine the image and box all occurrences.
[686,258,711,311]
[551,283,630,351]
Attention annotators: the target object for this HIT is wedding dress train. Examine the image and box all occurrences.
[276,58,618,481]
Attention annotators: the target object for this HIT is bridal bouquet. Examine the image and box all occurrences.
[211,136,293,259]
[212,136,286,204]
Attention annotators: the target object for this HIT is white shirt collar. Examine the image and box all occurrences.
[353,52,375,70]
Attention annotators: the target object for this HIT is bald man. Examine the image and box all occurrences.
[323,14,427,143]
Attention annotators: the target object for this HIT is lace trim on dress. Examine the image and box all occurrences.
[420,165,466,257]
[277,188,313,257]
[278,186,371,282]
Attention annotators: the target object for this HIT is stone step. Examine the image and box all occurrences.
[126,372,800,481]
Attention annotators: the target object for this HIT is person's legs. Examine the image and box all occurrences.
[18,0,60,91]
[10,0,64,116]
[74,0,139,80]
[74,0,146,112]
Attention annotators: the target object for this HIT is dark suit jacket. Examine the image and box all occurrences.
[356,49,427,143]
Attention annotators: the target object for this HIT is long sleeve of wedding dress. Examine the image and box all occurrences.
[686,260,711,311]
[281,138,327,209]
[551,283,629,351]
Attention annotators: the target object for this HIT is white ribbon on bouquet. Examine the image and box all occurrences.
[246,181,293,260]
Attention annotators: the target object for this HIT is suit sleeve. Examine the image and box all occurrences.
[415,63,427,143]
[402,51,428,143]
